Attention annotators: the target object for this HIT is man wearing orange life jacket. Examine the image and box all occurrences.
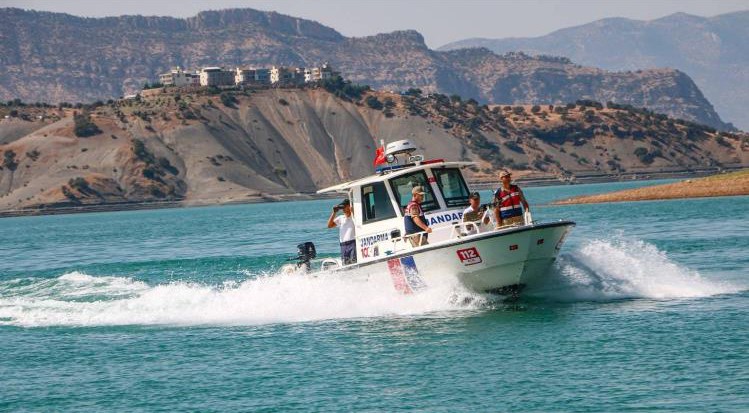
[493,169,530,229]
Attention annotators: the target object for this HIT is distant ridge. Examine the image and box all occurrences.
[0,7,733,130]
[439,10,749,130]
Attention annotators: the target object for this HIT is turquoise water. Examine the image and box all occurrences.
[1,181,747,412]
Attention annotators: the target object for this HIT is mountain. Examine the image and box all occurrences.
[0,8,733,130]
[439,10,749,130]
[0,87,745,213]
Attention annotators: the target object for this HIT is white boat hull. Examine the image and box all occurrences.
[334,221,574,294]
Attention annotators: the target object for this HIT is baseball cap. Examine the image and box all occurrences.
[412,186,425,195]
[337,199,350,207]
[469,191,480,199]
[499,169,512,178]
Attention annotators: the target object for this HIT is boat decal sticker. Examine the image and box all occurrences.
[456,247,482,265]
[359,231,390,248]
[387,256,426,294]
[427,211,464,226]
[400,256,427,292]
[387,258,411,294]
[509,244,519,251]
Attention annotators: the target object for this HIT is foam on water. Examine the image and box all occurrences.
[1,236,742,328]
[0,268,487,328]
[532,236,742,301]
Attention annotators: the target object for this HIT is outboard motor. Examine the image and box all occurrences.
[295,242,316,271]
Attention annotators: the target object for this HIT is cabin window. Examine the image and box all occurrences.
[389,171,439,212]
[361,181,397,223]
[433,168,470,208]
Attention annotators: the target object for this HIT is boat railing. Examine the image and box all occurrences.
[357,209,535,259]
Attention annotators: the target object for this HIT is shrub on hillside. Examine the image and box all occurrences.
[68,177,92,193]
[365,95,383,110]
[503,141,525,153]
[321,76,370,100]
[716,136,733,148]
[634,147,661,164]
[26,150,41,161]
[220,93,238,108]
[2,150,18,171]
[73,111,102,138]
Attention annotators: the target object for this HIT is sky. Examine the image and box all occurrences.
[3,0,749,48]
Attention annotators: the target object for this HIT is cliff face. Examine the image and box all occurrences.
[0,87,745,212]
[439,11,749,130]
[0,8,733,130]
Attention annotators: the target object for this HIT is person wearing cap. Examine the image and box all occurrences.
[327,198,357,264]
[493,169,530,229]
[462,191,491,226]
[404,185,431,246]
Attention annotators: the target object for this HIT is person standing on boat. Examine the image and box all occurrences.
[404,186,431,246]
[327,199,357,264]
[462,192,491,233]
[493,170,530,228]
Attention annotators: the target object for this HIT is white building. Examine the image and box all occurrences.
[270,66,293,84]
[235,67,272,85]
[235,68,255,85]
[254,68,271,84]
[199,67,235,87]
[159,67,199,87]
[304,63,335,83]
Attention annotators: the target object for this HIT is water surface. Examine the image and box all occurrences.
[1,181,747,411]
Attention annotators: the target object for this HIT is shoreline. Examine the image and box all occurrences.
[1,167,744,218]
[553,168,749,205]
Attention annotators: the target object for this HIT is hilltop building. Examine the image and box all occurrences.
[304,63,335,83]
[235,67,272,85]
[159,67,200,87]
[199,67,235,87]
[270,66,303,85]
[156,64,336,89]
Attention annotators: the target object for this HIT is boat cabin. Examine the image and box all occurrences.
[318,140,492,265]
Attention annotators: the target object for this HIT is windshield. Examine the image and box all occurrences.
[433,168,470,208]
[389,171,439,213]
[361,181,397,223]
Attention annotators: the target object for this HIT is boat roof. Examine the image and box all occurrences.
[317,160,475,194]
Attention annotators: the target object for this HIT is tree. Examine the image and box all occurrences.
[220,93,238,108]
[73,111,102,137]
[3,150,18,171]
[365,95,383,110]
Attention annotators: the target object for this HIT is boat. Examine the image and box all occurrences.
[285,140,575,295]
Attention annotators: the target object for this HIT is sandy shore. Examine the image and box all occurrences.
[553,169,749,205]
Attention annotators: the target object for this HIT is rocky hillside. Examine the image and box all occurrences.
[440,11,749,131]
[0,86,746,213]
[0,7,732,130]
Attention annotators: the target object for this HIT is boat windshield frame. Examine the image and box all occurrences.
[388,170,440,212]
[432,167,471,208]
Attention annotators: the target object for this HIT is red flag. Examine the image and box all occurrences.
[373,145,386,166]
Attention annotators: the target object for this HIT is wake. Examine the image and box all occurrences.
[0,270,487,328]
[528,237,741,301]
[0,237,741,328]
